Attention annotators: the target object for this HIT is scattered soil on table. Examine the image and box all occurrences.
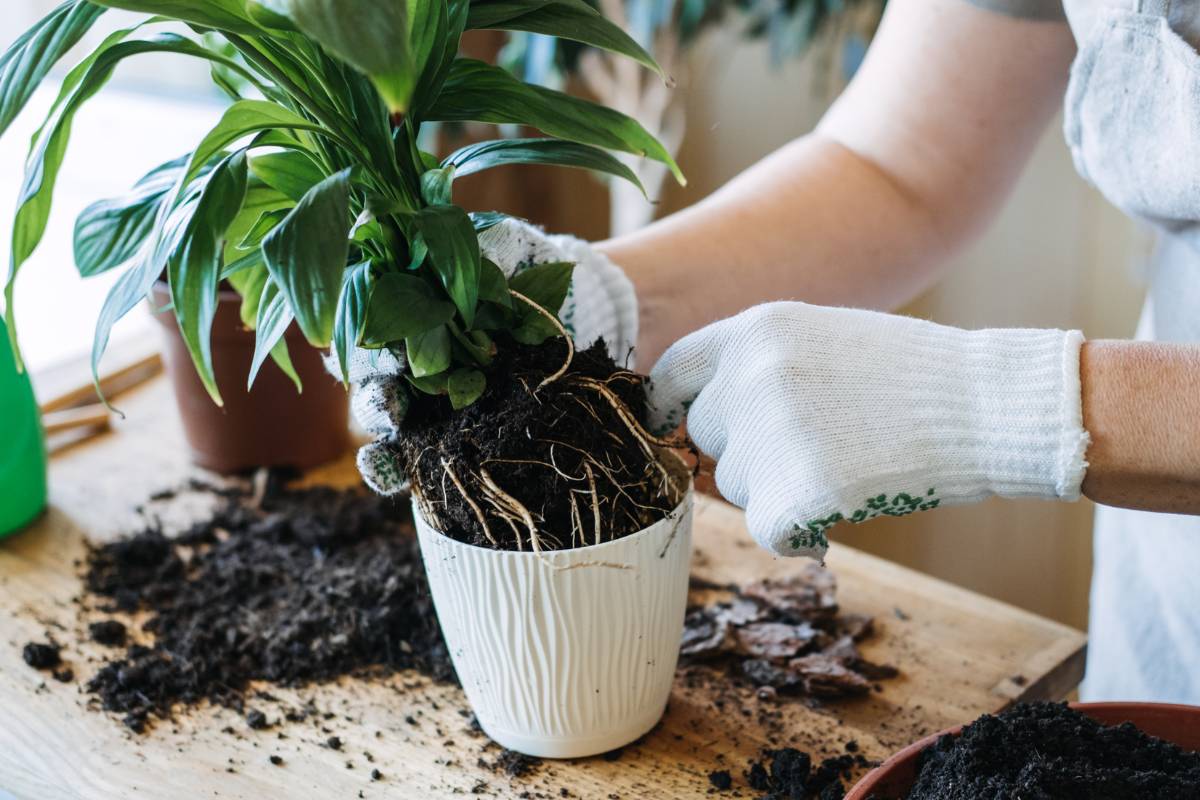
[479,748,542,778]
[896,702,1200,800]
[22,641,61,670]
[705,746,870,799]
[396,338,689,551]
[79,474,452,733]
[682,565,898,698]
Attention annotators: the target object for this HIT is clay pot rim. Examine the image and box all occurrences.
[844,701,1200,799]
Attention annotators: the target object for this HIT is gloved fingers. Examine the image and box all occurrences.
[646,321,728,437]
[744,493,832,561]
[323,345,405,385]
[356,442,409,496]
[681,382,729,461]
[478,218,567,276]
[350,375,410,437]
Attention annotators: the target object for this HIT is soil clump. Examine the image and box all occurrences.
[398,339,687,551]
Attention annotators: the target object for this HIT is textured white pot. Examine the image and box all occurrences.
[414,483,693,758]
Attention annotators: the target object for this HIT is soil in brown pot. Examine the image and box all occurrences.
[896,702,1200,800]
[394,336,688,552]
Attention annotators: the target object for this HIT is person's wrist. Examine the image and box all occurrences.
[954,327,1089,501]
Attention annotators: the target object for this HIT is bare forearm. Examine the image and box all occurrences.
[1081,341,1200,514]
[601,135,951,364]
[599,0,1075,366]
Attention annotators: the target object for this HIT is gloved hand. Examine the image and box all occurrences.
[333,218,638,496]
[646,302,1090,559]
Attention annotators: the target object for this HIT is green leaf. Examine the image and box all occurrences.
[248,276,297,390]
[184,100,329,190]
[449,321,493,365]
[255,0,414,112]
[467,0,664,80]
[228,259,269,328]
[444,138,644,194]
[406,371,447,396]
[419,166,454,206]
[478,258,512,309]
[6,31,257,366]
[168,149,250,406]
[223,178,292,260]
[510,261,574,345]
[470,210,511,232]
[90,0,260,33]
[405,325,451,378]
[447,368,485,409]
[509,260,574,311]
[409,205,481,327]
[362,272,456,345]
[73,154,187,277]
[237,207,291,249]
[0,1,105,139]
[249,150,325,201]
[90,191,200,404]
[332,259,371,383]
[269,336,302,392]
[411,0,468,118]
[429,59,684,185]
[261,168,352,347]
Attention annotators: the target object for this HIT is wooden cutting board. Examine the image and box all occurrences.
[0,377,1086,799]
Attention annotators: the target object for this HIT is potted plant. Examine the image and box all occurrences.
[2,0,692,757]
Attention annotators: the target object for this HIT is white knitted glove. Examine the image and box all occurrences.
[646,302,1090,559]
[331,218,638,496]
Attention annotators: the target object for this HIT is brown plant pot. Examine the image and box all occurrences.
[150,281,350,474]
[844,702,1200,799]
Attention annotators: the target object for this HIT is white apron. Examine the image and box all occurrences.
[1062,0,1200,702]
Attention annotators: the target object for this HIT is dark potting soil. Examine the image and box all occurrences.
[736,747,865,799]
[899,702,1200,800]
[396,338,686,551]
[22,641,61,670]
[682,565,898,699]
[80,476,452,733]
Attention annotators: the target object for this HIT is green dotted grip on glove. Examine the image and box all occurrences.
[0,318,47,537]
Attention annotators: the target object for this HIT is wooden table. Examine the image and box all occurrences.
[0,378,1086,799]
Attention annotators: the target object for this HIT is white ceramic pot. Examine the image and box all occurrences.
[414,482,694,758]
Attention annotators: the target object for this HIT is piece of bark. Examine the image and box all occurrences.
[732,622,819,661]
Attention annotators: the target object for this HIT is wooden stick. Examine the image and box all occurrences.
[41,404,111,436]
[39,352,162,414]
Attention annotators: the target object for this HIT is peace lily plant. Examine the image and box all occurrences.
[1,0,680,407]
[2,0,695,759]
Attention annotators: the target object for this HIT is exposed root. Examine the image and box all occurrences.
[572,376,682,451]
[480,468,542,554]
[510,289,574,391]
[584,463,601,546]
[441,458,497,547]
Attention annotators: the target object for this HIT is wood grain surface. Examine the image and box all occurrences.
[0,378,1086,799]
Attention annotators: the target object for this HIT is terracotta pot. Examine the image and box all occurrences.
[150,281,350,473]
[845,702,1200,799]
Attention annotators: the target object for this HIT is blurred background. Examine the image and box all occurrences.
[2,0,1151,629]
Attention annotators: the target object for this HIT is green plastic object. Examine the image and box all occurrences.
[0,320,46,537]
